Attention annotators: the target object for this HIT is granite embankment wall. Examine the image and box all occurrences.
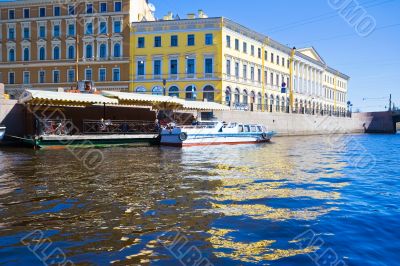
[0,100,24,136]
[214,110,394,136]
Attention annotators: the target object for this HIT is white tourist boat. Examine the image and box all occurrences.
[0,125,6,141]
[160,121,275,147]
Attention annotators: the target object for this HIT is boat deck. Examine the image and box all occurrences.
[41,134,159,141]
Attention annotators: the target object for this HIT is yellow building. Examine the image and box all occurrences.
[130,12,350,116]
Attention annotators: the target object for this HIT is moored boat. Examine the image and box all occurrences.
[0,125,5,141]
[160,121,275,147]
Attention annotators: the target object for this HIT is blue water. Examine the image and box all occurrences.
[0,134,399,265]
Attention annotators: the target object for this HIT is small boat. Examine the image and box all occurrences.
[160,121,275,147]
[0,125,6,141]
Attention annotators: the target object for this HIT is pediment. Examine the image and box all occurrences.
[298,47,325,64]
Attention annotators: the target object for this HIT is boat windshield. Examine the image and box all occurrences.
[257,126,263,132]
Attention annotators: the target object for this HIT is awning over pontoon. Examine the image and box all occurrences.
[180,100,231,111]
[102,91,183,109]
[19,90,118,106]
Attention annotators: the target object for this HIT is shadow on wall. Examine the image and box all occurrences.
[0,101,25,137]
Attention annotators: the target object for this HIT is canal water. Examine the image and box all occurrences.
[0,134,399,265]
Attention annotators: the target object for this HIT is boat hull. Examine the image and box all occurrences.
[161,133,273,147]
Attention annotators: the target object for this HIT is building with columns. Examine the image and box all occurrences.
[0,0,155,98]
[130,14,350,116]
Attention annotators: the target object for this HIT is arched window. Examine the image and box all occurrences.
[169,86,180,98]
[9,49,15,62]
[203,85,215,102]
[39,47,45,60]
[113,43,121,57]
[86,44,93,58]
[68,45,75,59]
[234,88,240,104]
[53,46,60,60]
[135,87,147,94]
[23,48,30,61]
[99,44,107,58]
[152,86,163,95]
[225,87,231,106]
[185,85,196,100]
[242,90,248,105]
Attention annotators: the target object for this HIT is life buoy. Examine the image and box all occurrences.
[261,132,268,140]
[179,132,188,141]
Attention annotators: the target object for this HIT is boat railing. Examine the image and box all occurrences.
[83,120,157,134]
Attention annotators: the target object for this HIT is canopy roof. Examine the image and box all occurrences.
[20,90,118,106]
[101,91,183,109]
[180,100,230,111]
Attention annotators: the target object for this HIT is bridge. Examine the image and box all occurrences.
[393,110,400,132]
[359,110,400,134]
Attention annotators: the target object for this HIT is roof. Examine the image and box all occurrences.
[297,47,326,65]
[19,90,118,106]
[101,91,183,109]
[179,100,230,111]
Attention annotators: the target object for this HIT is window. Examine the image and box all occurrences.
[85,68,92,81]
[68,45,75,59]
[53,25,60,37]
[226,59,231,76]
[67,69,75,83]
[152,86,163,95]
[258,48,261,59]
[23,27,30,39]
[271,53,274,63]
[9,72,15,84]
[113,68,120,81]
[86,22,93,35]
[53,46,60,60]
[113,43,121,57]
[187,34,195,46]
[86,3,93,14]
[39,71,45,83]
[23,8,30,18]
[39,47,46,60]
[187,58,195,75]
[154,60,161,76]
[170,59,178,75]
[68,5,75,15]
[205,58,213,74]
[23,48,30,61]
[114,1,122,12]
[171,35,178,47]
[154,36,161,47]
[235,39,239,50]
[251,45,255,56]
[169,86,179,98]
[39,26,46,38]
[265,51,268,60]
[235,62,239,78]
[8,9,15,19]
[205,33,213,45]
[8,28,15,40]
[243,64,247,79]
[54,6,61,16]
[282,57,285,67]
[86,44,93,58]
[68,24,75,36]
[137,60,145,76]
[100,2,107,13]
[9,49,15,62]
[277,55,280,65]
[136,87,147,94]
[276,74,279,86]
[203,85,215,102]
[99,21,107,34]
[53,70,60,83]
[270,73,273,85]
[99,44,107,58]
[23,71,30,84]
[185,85,196,100]
[258,69,261,82]
[250,67,255,81]
[114,21,121,33]
[138,37,145,48]
[39,7,46,17]
[226,35,231,48]
[99,68,106,82]
[243,42,247,53]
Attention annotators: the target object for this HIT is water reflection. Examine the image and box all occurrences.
[1,134,394,265]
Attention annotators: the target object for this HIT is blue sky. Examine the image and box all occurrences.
[151,0,400,111]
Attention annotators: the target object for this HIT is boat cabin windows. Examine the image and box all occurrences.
[257,126,263,132]
[244,125,250,132]
[239,125,244,132]
[250,126,257,132]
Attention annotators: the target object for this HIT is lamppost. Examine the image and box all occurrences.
[163,79,167,96]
